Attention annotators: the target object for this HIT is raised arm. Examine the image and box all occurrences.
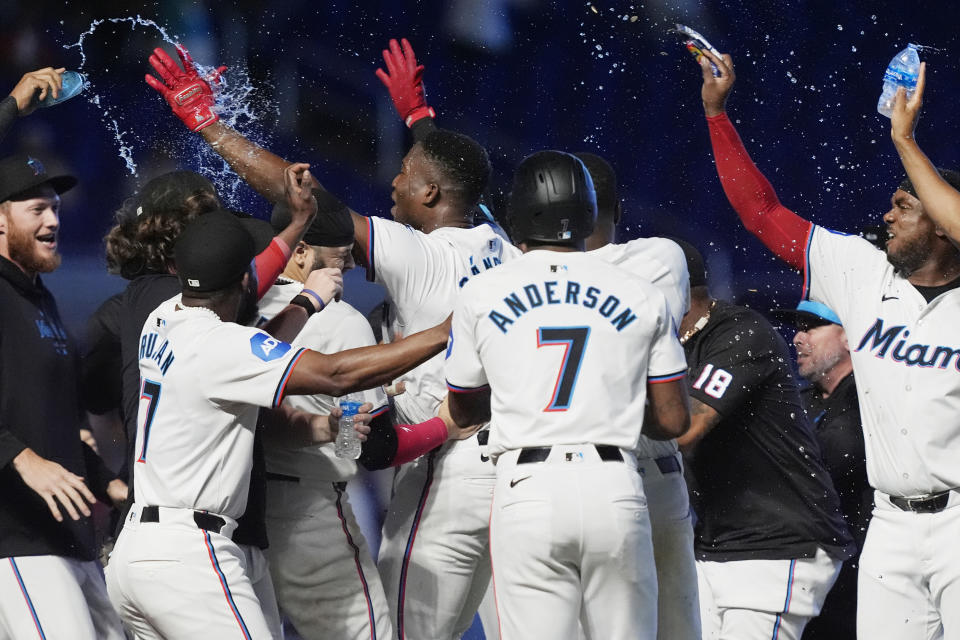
[1,67,66,144]
[145,45,374,266]
[698,49,813,271]
[890,63,960,245]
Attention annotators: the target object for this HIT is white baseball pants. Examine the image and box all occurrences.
[490,444,658,640]
[857,491,960,640]
[106,504,275,639]
[378,439,495,640]
[0,554,124,640]
[697,546,841,640]
[265,477,393,640]
[639,452,701,640]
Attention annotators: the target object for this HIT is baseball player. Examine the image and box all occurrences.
[105,208,453,638]
[146,39,522,638]
[672,240,855,640]
[443,150,690,640]
[87,164,322,639]
[695,48,960,638]
[0,154,126,640]
[577,151,699,640]
[257,194,478,640]
[771,300,870,640]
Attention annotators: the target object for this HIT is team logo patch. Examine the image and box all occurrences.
[26,157,44,176]
[250,332,292,361]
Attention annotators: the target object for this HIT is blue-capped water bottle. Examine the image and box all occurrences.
[877,44,921,118]
[38,71,87,108]
[335,392,365,459]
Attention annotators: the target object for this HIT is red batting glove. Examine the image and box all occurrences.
[145,44,226,132]
[374,38,436,128]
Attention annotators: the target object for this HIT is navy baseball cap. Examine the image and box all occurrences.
[270,188,353,247]
[174,209,263,293]
[0,154,77,204]
[771,300,841,329]
[667,237,707,288]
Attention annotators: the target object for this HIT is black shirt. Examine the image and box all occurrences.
[800,374,872,551]
[684,300,855,562]
[0,256,116,560]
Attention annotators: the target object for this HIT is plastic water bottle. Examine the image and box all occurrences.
[335,392,364,459]
[38,71,87,108]
[877,44,921,118]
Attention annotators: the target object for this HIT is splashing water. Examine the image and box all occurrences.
[62,15,278,208]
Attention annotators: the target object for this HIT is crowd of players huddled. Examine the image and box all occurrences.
[1,34,959,640]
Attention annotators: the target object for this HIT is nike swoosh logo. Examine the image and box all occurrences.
[509,475,532,488]
[882,295,899,302]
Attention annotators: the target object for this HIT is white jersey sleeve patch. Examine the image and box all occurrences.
[195,325,305,409]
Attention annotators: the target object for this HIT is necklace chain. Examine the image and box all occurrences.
[679,299,716,345]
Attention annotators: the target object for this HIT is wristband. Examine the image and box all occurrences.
[301,288,326,312]
[289,295,316,316]
[405,105,436,128]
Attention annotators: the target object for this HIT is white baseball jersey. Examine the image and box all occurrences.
[256,281,389,483]
[804,225,960,496]
[365,217,521,424]
[255,278,301,326]
[133,295,305,519]
[591,236,691,461]
[444,249,688,460]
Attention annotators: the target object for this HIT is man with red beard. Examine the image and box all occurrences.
[0,154,127,639]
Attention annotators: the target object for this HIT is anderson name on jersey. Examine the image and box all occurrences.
[445,250,687,460]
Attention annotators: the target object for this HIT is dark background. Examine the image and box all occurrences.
[3,1,958,333]
[3,3,955,637]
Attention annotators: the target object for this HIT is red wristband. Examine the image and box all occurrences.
[254,238,289,299]
[393,417,449,466]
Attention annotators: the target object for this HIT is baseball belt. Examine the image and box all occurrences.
[517,444,623,464]
[888,490,952,513]
[140,505,229,536]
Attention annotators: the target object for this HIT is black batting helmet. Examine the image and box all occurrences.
[507,151,597,244]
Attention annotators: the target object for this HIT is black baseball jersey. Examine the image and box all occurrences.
[798,376,868,640]
[684,300,855,562]
[800,374,872,551]
[82,292,123,415]
[0,256,116,560]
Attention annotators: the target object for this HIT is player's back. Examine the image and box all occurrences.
[451,250,685,460]
[589,236,690,328]
[368,217,521,423]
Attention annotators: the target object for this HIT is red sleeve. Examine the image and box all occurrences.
[707,113,813,271]
[392,417,449,466]
[253,237,292,299]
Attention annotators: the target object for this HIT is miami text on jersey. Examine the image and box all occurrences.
[139,331,175,376]
[487,280,638,334]
[855,318,960,369]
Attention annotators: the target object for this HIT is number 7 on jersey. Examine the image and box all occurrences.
[537,326,590,412]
